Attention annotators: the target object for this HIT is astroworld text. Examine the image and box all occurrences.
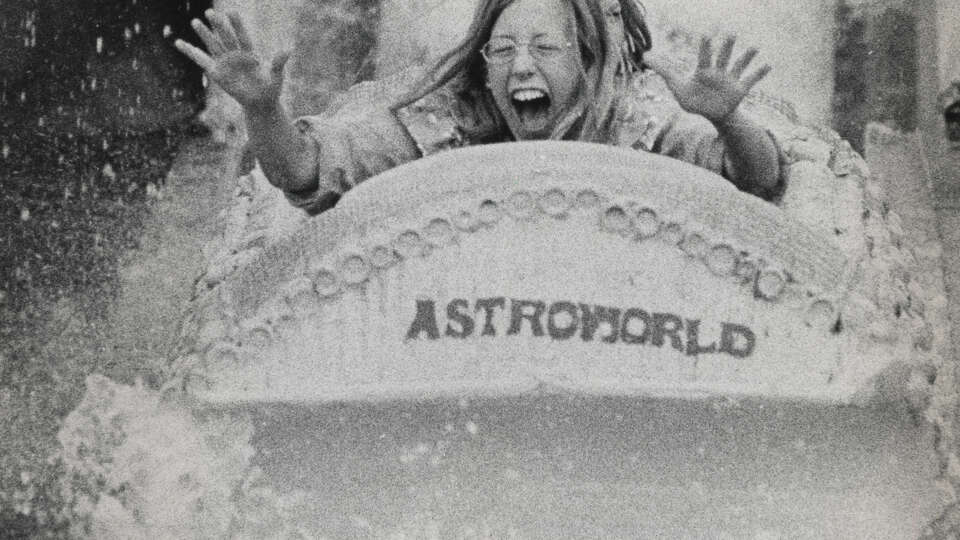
[405,297,756,358]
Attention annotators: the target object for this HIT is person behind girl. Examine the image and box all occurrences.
[174,0,782,214]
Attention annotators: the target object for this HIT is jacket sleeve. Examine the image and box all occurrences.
[616,73,790,202]
[281,67,427,215]
[283,109,420,215]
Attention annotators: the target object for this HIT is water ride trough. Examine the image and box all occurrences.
[171,138,943,408]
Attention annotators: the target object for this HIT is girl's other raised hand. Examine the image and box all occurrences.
[174,9,290,110]
[646,36,770,125]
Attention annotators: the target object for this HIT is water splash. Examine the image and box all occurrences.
[56,375,307,539]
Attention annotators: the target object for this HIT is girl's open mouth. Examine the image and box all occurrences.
[511,89,552,131]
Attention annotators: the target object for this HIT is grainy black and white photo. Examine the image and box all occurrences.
[2,0,960,537]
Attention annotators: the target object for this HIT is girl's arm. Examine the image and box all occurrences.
[645,36,781,193]
[713,109,780,193]
[174,9,317,192]
[243,100,318,194]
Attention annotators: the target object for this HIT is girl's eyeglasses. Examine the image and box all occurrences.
[481,37,573,64]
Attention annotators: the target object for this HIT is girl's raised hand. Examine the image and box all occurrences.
[174,10,289,110]
[646,36,770,124]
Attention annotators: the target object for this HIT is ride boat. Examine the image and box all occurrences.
[173,136,940,408]
[147,96,950,537]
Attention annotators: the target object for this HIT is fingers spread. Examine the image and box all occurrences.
[731,47,758,78]
[191,17,224,55]
[207,9,241,50]
[174,39,216,72]
[716,36,735,70]
[697,37,713,70]
[742,64,772,90]
[228,11,255,52]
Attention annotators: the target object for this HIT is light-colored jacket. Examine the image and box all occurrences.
[285,66,790,214]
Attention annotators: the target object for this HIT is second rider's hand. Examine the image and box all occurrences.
[645,36,771,125]
[174,9,289,111]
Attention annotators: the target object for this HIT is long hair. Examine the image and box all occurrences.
[392,0,653,144]
[616,0,652,73]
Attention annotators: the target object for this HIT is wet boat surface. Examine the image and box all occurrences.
[251,395,941,538]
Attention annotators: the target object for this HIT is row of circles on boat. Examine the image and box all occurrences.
[189,190,843,372]
[302,188,793,302]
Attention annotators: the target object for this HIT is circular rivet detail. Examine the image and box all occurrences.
[804,300,835,329]
[206,343,240,369]
[756,269,786,300]
[735,259,757,283]
[706,244,737,276]
[602,206,631,232]
[660,223,684,245]
[395,230,426,258]
[634,208,659,238]
[368,245,398,269]
[539,188,570,216]
[681,233,708,258]
[576,189,600,208]
[478,200,501,225]
[245,326,272,349]
[341,255,371,285]
[425,218,456,245]
[506,191,536,219]
[453,210,479,231]
[312,270,340,298]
